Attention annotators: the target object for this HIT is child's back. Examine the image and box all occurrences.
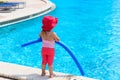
[40,31,59,42]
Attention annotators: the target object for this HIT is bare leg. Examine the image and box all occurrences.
[48,65,55,78]
[41,64,46,76]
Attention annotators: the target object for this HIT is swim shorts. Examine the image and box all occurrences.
[41,47,54,66]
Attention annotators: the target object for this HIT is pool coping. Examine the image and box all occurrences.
[0,0,56,27]
[0,61,98,80]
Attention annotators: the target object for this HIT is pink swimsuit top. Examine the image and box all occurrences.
[42,40,55,48]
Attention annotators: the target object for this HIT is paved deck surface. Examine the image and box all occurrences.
[0,0,55,27]
[0,61,97,80]
[0,77,11,80]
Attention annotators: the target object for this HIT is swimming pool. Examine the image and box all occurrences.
[0,0,120,80]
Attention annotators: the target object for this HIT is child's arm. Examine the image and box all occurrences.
[39,31,43,38]
[53,32,60,42]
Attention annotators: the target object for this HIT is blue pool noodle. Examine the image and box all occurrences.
[55,41,85,76]
[21,38,85,76]
[21,38,42,47]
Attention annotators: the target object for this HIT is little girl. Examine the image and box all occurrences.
[39,15,60,78]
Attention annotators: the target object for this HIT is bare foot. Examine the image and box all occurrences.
[49,74,56,78]
[41,72,46,76]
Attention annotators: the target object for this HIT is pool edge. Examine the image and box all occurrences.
[0,0,56,28]
[0,61,98,80]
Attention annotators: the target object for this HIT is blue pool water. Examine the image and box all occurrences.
[0,0,120,80]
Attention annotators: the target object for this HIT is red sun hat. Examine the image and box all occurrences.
[42,15,58,31]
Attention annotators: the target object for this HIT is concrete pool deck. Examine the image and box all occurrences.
[0,0,56,27]
[0,61,97,80]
